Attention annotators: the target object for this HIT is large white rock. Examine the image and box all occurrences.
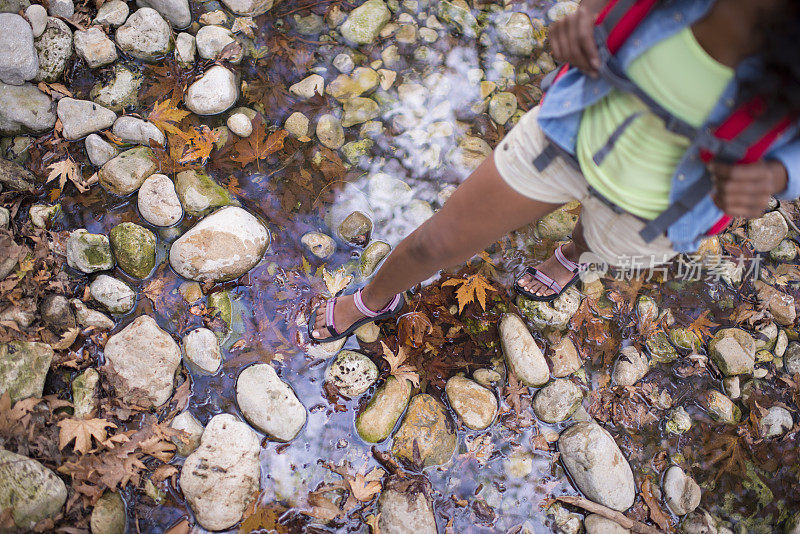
[33,17,73,82]
[0,14,38,85]
[25,5,48,38]
[325,350,378,397]
[220,0,273,16]
[103,315,181,407]
[169,206,269,282]
[236,363,306,441]
[377,478,438,534]
[184,65,238,115]
[558,422,635,511]
[180,414,260,531]
[499,313,550,386]
[115,7,174,61]
[181,327,221,374]
[99,146,157,196]
[137,173,182,226]
[0,82,56,135]
[0,449,67,529]
[662,465,701,516]
[137,0,191,28]
[112,116,165,146]
[94,0,129,26]
[90,274,135,314]
[57,98,117,140]
[74,27,117,68]
[195,25,238,61]
[445,375,497,430]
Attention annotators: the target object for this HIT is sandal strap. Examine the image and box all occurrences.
[353,289,402,318]
[531,268,562,293]
[554,245,580,273]
[325,299,339,336]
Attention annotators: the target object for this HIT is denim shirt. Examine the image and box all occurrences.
[537,0,800,252]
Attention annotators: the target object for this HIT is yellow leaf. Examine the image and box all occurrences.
[322,267,352,296]
[46,159,80,192]
[148,98,191,137]
[381,341,420,388]
[687,310,719,341]
[178,125,221,164]
[57,418,116,454]
[441,274,496,313]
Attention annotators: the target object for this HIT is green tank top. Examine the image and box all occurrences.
[577,26,734,220]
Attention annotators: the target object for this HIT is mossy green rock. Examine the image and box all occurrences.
[356,376,411,443]
[90,65,143,112]
[338,211,373,245]
[66,229,114,273]
[706,390,741,424]
[72,368,99,419]
[0,448,67,529]
[0,341,54,401]
[438,0,478,36]
[708,328,756,376]
[342,138,375,165]
[90,491,126,534]
[536,201,579,241]
[109,222,156,278]
[174,170,235,216]
[391,394,457,467]
[33,18,73,83]
[207,291,232,328]
[340,0,391,44]
[669,327,702,352]
[360,240,391,277]
[646,331,678,363]
[517,286,581,332]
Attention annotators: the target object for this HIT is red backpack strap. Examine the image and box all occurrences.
[596,0,660,53]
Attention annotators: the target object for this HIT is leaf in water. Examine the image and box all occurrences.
[641,477,672,532]
[322,267,352,296]
[441,274,496,314]
[381,341,420,388]
[687,310,719,342]
[148,98,191,138]
[57,418,116,454]
[397,311,433,348]
[46,158,83,193]
[239,502,291,533]
[178,125,221,164]
[231,16,256,38]
[702,432,748,481]
[771,264,800,286]
[348,466,386,503]
[231,114,287,170]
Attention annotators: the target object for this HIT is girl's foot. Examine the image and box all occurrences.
[516,242,582,298]
[310,294,364,340]
[310,290,401,341]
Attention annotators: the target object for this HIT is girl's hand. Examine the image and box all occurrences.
[709,160,789,218]
[549,0,605,77]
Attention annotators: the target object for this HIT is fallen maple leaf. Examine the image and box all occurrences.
[441,273,496,314]
[348,466,385,502]
[322,267,352,296]
[397,311,433,348]
[231,114,287,171]
[641,477,672,532]
[687,310,719,341]
[381,341,420,388]
[231,16,256,38]
[148,98,191,138]
[178,125,221,164]
[58,418,117,454]
[46,158,85,192]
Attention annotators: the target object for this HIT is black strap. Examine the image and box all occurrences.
[639,173,714,242]
[592,111,644,166]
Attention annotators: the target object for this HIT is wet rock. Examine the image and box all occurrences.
[174,31,195,65]
[548,337,581,377]
[41,294,76,331]
[25,5,47,37]
[342,96,380,127]
[360,240,390,277]
[90,491,126,534]
[584,514,630,534]
[85,134,119,167]
[71,299,115,330]
[112,116,165,146]
[207,291,232,328]
[0,82,55,135]
[103,315,181,407]
[33,18,72,82]
[91,65,143,112]
[29,203,60,228]
[0,14,38,85]
[316,113,345,149]
[74,27,117,68]
[227,112,251,137]
[754,321,778,352]
[355,321,380,343]
[109,222,156,278]
[182,327,222,374]
[759,405,792,438]
[770,239,796,262]
[666,406,692,434]
[221,0,272,16]
[138,0,191,28]
[116,8,174,61]
[0,208,8,228]
[48,0,73,18]
[236,363,306,441]
[57,98,117,141]
[0,301,35,329]
[500,313,549,386]
[708,328,755,376]
[748,211,788,252]
[90,274,135,314]
[284,111,309,139]
[170,411,203,456]
[340,0,390,44]
[72,367,99,419]
[754,280,796,326]
[0,156,36,191]
[289,73,324,99]
[558,422,635,511]
[489,91,517,125]
[517,287,582,332]
[174,169,233,216]
[138,173,182,227]
[533,378,583,423]
[392,394,457,467]
[0,341,53,401]
[180,414,260,531]
[99,146,157,195]
[94,0,129,26]
[497,12,536,55]
[356,376,411,443]
[705,390,741,424]
[301,231,335,259]
[669,327,702,352]
[184,65,238,115]
[536,202,579,241]
[785,341,800,374]
[445,375,497,430]
[170,206,269,282]
[663,466,701,516]
[333,53,354,73]
[473,368,502,388]
[293,12,323,34]
[67,230,114,273]
[377,476,437,534]
[646,331,678,363]
[337,210,372,244]
[438,0,477,36]
[0,448,67,529]
[613,346,649,386]
[195,25,238,62]
[325,350,379,397]
[327,68,379,101]
[680,511,718,534]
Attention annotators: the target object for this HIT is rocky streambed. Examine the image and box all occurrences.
[0,0,799,532]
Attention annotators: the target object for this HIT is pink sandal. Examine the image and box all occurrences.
[309,288,404,342]
[514,244,584,302]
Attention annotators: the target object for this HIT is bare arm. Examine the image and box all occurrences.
[550,0,607,76]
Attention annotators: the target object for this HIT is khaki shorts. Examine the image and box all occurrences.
[493,106,678,268]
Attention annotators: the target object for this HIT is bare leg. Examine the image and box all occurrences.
[312,155,563,340]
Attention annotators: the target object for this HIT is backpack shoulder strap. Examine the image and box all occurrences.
[596,0,660,53]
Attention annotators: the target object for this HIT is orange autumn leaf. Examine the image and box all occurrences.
[148,98,191,138]
[397,311,432,348]
[231,114,287,170]
[687,310,719,341]
[57,417,117,454]
[441,273,496,313]
[347,466,385,503]
[178,125,221,164]
[381,341,420,388]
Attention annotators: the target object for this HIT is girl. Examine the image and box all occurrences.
[310,0,800,342]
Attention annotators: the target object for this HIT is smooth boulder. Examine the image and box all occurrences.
[56,98,117,141]
[356,376,411,443]
[99,146,157,196]
[0,83,56,135]
[500,313,550,386]
[444,375,497,430]
[0,13,38,85]
[0,449,67,529]
[115,7,174,61]
[184,65,238,115]
[236,363,306,441]
[391,394,457,467]
[137,173,183,226]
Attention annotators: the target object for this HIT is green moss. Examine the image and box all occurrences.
[174,170,234,216]
[109,222,156,278]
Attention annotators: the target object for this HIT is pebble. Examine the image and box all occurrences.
[500,313,550,386]
[0,14,40,85]
[57,98,117,141]
[25,5,47,37]
[708,328,755,376]
[645,331,678,363]
[94,0,129,27]
[48,0,74,18]
[663,465,701,516]
[0,449,67,530]
[549,337,582,377]
[356,376,411,443]
[180,414,260,530]
[489,91,517,125]
[333,53,354,73]
[137,173,182,226]
[182,327,222,374]
[66,230,114,273]
[29,203,59,228]
[40,294,76,332]
[325,350,379,397]
[316,114,345,149]
[138,0,191,29]
[391,393,457,467]
[584,514,630,534]
[284,111,310,139]
[103,315,181,408]
[445,375,497,430]
[786,342,800,374]
[112,116,164,146]
[115,8,174,61]
[74,27,117,68]
[612,346,649,386]
[748,211,789,252]
[533,378,583,423]
[0,82,56,135]
[497,12,536,55]
[90,491,126,534]
[360,240,391,277]
[301,231,335,258]
[289,74,324,99]
[759,405,793,438]
[184,65,238,115]
[195,25,238,62]
[90,274,135,314]
[227,112,252,137]
[175,32,195,65]
[755,280,796,326]
[85,133,119,167]
[199,10,227,25]
[109,222,156,278]
[666,406,692,434]
[170,411,203,456]
[236,363,306,441]
[340,0,391,44]
[0,341,53,401]
[705,390,741,424]
[99,146,157,196]
[71,299,115,330]
[558,422,635,511]
[342,97,380,127]
[354,321,380,343]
